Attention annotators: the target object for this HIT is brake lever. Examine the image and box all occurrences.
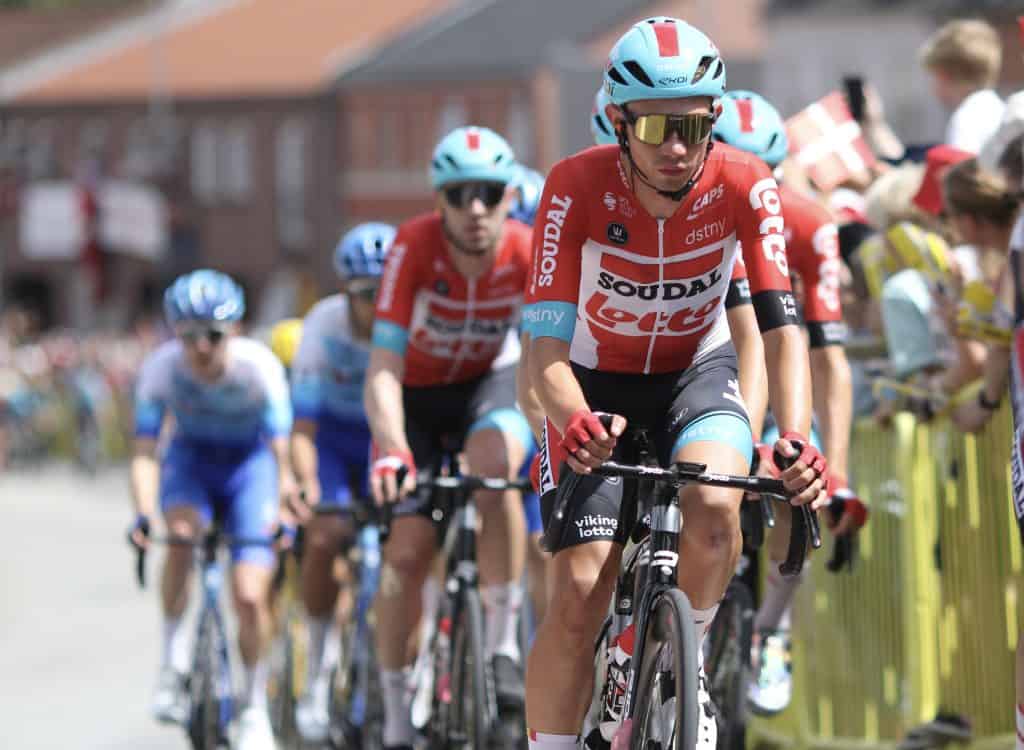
[379,466,409,545]
[825,497,856,573]
[772,440,822,577]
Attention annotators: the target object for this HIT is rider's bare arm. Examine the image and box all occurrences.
[528,336,590,436]
[810,345,853,482]
[130,437,160,518]
[290,419,319,488]
[516,331,546,444]
[363,347,411,455]
[727,303,767,442]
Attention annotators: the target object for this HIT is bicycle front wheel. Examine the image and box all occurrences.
[705,580,754,750]
[448,588,492,749]
[189,615,227,750]
[632,588,699,750]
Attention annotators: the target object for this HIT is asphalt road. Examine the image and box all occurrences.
[1,463,182,749]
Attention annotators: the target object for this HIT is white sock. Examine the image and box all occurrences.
[381,667,415,747]
[162,616,191,674]
[692,604,720,668]
[305,614,339,702]
[243,659,270,711]
[528,730,580,749]
[482,581,524,662]
[755,568,806,633]
[1016,703,1024,750]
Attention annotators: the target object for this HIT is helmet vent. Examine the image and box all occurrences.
[713,60,724,79]
[623,60,654,87]
[691,55,716,84]
[443,154,459,169]
[607,66,628,86]
[594,114,611,136]
[494,154,507,165]
[767,133,778,150]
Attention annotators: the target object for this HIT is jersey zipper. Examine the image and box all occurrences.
[642,219,665,375]
[446,277,475,382]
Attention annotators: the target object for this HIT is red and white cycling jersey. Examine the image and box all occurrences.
[729,184,845,347]
[372,213,532,387]
[523,144,798,374]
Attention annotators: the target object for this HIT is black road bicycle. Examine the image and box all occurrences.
[549,424,820,750]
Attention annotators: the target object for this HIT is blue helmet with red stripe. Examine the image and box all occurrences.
[429,126,518,189]
[714,91,789,168]
[591,87,618,146]
[604,17,726,106]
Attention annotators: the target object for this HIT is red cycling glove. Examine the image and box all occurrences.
[370,445,416,484]
[779,431,828,478]
[752,442,780,478]
[559,409,610,454]
[828,477,869,532]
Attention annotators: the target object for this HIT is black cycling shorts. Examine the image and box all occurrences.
[394,365,520,523]
[540,343,751,553]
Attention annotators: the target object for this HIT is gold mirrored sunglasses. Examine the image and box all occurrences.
[622,105,714,147]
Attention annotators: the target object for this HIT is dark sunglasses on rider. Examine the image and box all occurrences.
[346,279,379,300]
[178,324,229,345]
[621,105,715,147]
[443,182,506,210]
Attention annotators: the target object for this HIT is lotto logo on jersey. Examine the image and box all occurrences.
[535,195,574,288]
[748,178,788,278]
[580,242,728,338]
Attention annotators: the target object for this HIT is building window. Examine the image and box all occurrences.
[221,121,252,201]
[437,96,467,140]
[275,118,307,248]
[25,120,55,180]
[190,121,218,202]
[78,119,109,169]
[506,95,533,165]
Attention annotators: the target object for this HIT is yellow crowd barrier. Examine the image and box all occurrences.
[750,404,1019,750]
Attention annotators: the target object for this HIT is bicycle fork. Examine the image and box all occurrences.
[349,523,382,727]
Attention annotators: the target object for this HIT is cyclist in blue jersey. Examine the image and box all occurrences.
[129,270,297,750]
[288,222,394,742]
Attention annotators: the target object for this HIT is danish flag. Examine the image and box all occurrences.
[785,91,876,192]
[466,129,480,150]
[652,22,679,56]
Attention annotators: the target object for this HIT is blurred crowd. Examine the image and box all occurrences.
[778,19,1023,434]
[0,304,165,470]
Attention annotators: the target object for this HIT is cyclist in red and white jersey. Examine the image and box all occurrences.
[364,126,535,750]
[714,90,863,714]
[522,17,827,750]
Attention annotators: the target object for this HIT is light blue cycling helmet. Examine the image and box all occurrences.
[604,17,726,106]
[591,87,618,146]
[508,166,545,226]
[333,222,396,279]
[163,269,245,325]
[714,90,789,168]
[429,126,517,189]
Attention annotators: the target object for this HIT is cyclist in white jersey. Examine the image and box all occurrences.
[288,223,394,742]
[129,270,297,750]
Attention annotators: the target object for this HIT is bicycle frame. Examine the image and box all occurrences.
[193,530,236,737]
[346,520,382,729]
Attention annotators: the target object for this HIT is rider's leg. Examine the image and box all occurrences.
[526,540,620,740]
[526,532,550,625]
[160,505,203,674]
[671,424,751,654]
[375,514,436,748]
[464,420,528,664]
[757,511,805,632]
[228,447,283,712]
[301,514,349,696]
[231,562,276,708]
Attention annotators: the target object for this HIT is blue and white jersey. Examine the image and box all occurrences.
[135,337,293,445]
[291,294,371,424]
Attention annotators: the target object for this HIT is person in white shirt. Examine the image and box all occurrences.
[919,19,1005,154]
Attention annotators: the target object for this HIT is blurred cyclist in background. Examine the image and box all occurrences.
[129,269,296,750]
[287,222,395,743]
[714,90,865,714]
